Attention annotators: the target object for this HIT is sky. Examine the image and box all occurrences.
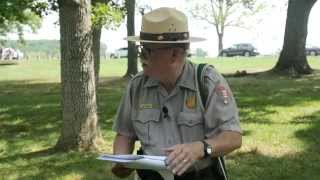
[9,0,320,57]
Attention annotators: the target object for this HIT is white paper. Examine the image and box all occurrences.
[97,154,174,180]
[97,154,144,163]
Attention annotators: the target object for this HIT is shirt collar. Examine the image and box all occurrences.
[176,61,196,91]
[144,76,159,88]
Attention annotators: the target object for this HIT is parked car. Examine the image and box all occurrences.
[219,43,259,57]
[306,45,320,56]
[0,47,24,60]
[110,47,128,59]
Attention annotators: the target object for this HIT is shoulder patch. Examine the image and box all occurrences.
[215,84,230,104]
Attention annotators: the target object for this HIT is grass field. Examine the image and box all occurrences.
[1,56,320,179]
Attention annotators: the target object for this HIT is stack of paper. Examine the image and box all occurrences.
[97,154,174,180]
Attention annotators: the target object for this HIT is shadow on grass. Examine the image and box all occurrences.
[0,149,123,180]
[0,77,127,155]
[0,81,62,157]
[0,77,131,179]
[229,110,320,180]
[228,70,320,125]
[0,61,19,66]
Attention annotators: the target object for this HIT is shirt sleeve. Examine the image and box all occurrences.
[203,66,242,138]
[112,80,137,138]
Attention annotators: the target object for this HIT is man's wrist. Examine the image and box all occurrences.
[201,140,213,158]
[196,141,205,159]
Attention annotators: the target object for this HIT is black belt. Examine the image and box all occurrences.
[136,165,214,180]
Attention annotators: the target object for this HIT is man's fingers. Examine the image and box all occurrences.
[163,147,175,152]
[111,164,133,178]
[176,161,192,176]
[165,146,182,164]
[164,144,197,176]
[167,154,182,170]
[172,157,187,174]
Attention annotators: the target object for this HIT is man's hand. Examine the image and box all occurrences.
[111,163,134,178]
[163,141,204,176]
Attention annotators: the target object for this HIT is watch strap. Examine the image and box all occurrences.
[201,140,212,157]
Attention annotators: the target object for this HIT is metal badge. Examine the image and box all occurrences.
[186,96,196,109]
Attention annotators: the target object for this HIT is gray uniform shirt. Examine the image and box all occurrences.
[113,61,241,155]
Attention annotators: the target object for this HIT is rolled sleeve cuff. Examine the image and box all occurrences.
[219,123,242,134]
[112,126,137,138]
[205,117,242,138]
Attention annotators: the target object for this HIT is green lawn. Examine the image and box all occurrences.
[0,56,320,179]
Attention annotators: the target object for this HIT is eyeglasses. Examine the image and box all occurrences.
[137,45,171,60]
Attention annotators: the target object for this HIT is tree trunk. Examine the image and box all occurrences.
[91,26,104,144]
[91,0,104,87]
[273,0,316,75]
[124,0,137,78]
[215,22,224,54]
[56,0,102,151]
[218,33,223,54]
[92,26,101,87]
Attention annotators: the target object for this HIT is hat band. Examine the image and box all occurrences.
[140,32,189,41]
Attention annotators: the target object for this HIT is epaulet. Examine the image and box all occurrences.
[197,63,213,107]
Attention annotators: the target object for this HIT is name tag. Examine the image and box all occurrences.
[140,104,153,109]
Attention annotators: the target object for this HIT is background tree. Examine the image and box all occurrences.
[91,1,124,144]
[48,0,124,84]
[0,0,47,41]
[47,0,124,151]
[138,5,152,15]
[91,0,124,85]
[272,0,317,75]
[124,0,138,78]
[187,0,264,53]
[56,0,101,151]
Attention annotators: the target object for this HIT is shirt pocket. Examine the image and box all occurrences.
[177,112,205,143]
[133,109,161,145]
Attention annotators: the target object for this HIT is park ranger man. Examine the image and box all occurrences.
[111,7,242,180]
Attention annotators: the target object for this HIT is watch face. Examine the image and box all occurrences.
[207,146,213,154]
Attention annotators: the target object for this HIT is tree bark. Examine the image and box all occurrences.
[91,26,104,144]
[218,32,223,53]
[215,24,223,53]
[56,0,102,151]
[92,26,101,87]
[124,0,137,78]
[273,0,317,75]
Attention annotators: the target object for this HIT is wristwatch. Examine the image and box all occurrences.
[201,140,213,157]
